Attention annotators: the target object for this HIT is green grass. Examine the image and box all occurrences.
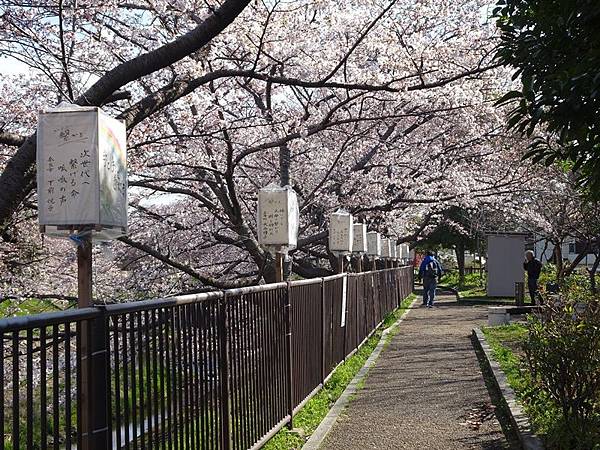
[0,298,67,318]
[442,271,485,291]
[440,271,519,302]
[456,287,487,298]
[482,324,538,402]
[483,324,527,346]
[440,272,500,300]
[264,294,416,449]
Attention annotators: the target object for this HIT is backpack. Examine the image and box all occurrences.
[424,260,438,279]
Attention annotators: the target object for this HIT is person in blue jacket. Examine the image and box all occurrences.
[418,250,444,307]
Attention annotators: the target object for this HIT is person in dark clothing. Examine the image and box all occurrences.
[418,251,444,307]
[523,250,542,304]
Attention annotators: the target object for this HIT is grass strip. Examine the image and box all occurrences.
[264,294,416,450]
[481,324,589,449]
[481,324,533,409]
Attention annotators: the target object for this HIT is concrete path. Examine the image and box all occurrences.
[321,294,516,450]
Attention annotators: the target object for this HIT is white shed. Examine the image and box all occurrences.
[486,233,527,297]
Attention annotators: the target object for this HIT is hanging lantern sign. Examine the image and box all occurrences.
[401,243,410,259]
[396,244,403,261]
[366,231,381,256]
[381,238,391,258]
[257,184,299,254]
[329,211,353,254]
[352,223,367,253]
[37,104,127,241]
[389,238,398,259]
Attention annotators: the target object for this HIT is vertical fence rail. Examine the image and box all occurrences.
[0,268,413,450]
[290,280,322,410]
[0,309,99,450]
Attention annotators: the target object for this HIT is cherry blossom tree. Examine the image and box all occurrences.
[0,0,549,303]
[515,169,600,286]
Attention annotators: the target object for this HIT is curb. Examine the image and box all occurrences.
[302,296,418,450]
[472,327,544,450]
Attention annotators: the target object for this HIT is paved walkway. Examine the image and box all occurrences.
[322,294,516,450]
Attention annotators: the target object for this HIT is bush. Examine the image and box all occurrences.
[524,291,600,448]
[538,262,557,290]
[538,262,598,297]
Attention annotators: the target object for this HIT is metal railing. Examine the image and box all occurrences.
[0,267,413,450]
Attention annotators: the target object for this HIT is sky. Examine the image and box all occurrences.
[0,55,29,75]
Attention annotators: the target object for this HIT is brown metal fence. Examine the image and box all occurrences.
[0,267,413,450]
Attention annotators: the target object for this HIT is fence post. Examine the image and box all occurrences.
[321,279,326,383]
[395,269,400,308]
[218,295,231,450]
[400,268,404,306]
[355,276,359,351]
[515,282,525,306]
[87,307,110,450]
[342,276,347,360]
[284,283,294,429]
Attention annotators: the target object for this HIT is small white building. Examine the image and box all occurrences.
[534,237,596,267]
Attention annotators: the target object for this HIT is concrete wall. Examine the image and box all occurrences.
[487,234,525,297]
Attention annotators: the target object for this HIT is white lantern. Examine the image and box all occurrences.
[352,223,367,253]
[329,211,353,254]
[401,244,411,259]
[396,244,403,260]
[257,184,299,252]
[366,231,381,256]
[381,238,391,258]
[37,104,127,241]
[389,238,397,258]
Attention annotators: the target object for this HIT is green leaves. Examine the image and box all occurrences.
[493,0,600,198]
[524,293,600,447]
[494,90,523,107]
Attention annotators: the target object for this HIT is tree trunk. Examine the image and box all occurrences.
[476,236,483,283]
[563,249,591,278]
[279,144,291,186]
[455,241,465,286]
[589,253,600,294]
[555,242,564,285]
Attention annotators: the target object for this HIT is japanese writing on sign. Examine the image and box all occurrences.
[44,146,92,213]
[38,111,99,225]
[260,195,287,243]
[330,221,351,251]
[353,224,367,252]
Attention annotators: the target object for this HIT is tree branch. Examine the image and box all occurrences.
[118,235,256,289]
[0,0,251,231]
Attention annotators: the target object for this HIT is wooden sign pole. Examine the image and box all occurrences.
[76,230,93,450]
[275,251,285,282]
[77,235,93,308]
[337,255,345,274]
